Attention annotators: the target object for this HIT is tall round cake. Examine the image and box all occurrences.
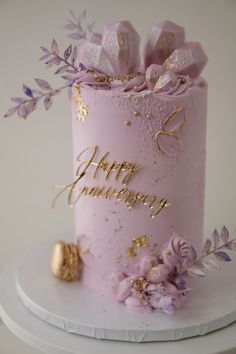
[71,78,207,294]
[65,20,208,297]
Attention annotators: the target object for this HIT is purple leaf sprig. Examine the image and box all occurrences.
[39,40,79,73]
[4,10,93,119]
[185,226,236,277]
[64,9,95,40]
[4,81,70,119]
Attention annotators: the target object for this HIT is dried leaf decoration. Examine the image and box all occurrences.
[221,225,229,243]
[202,238,211,255]
[3,10,91,119]
[211,229,220,249]
[214,251,231,262]
[202,259,220,271]
[154,106,186,157]
[187,267,205,278]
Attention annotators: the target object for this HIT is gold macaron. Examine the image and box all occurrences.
[50,241,81,281]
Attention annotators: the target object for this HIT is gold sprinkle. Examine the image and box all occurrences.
[132,235,149,248]
[166,250,172,256]
[125,120,131,126]
[127,235,149,257]
[133,111,140,117]
[145,114,153,120]
[127,247,137,257]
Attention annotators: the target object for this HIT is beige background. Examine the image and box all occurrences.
[0,0,236,353]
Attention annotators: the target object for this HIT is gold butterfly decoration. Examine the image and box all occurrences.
[154,106,186,157]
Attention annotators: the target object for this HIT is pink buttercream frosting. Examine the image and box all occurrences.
[70,78,207,296]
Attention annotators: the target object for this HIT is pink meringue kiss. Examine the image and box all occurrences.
[147,264,169,283]
[145,64,164,90]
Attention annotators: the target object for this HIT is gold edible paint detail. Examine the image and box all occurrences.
[154,106,186,156]
[127,235,149,258]
[117,31,126,46]
[73,86,88,122]
[52,146,171,219]
[86,69,144,83]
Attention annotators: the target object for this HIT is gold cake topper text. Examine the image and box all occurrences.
[53,146,170,218]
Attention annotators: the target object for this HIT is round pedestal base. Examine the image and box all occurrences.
[13,240,236,342]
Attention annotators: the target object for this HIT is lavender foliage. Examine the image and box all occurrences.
[4,10,92,119]
[64,9,95,40]
[186,226,236,278]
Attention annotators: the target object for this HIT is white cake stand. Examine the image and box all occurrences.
[1,241,236,352]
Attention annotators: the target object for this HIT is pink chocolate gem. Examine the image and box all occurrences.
[144,20,185,68]
[80,41,115,76]
[102,20,141,75]
[163,42,208,78]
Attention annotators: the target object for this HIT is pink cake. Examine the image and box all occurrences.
[71,80,207,295]
[62,20,208,303]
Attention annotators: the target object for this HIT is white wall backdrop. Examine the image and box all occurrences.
[0,0,236,353]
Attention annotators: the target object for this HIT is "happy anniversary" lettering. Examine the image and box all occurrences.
[52,146,170,218]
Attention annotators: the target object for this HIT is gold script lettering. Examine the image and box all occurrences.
[76,146,139,186]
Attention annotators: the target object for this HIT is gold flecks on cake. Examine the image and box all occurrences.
[133,111,140,117]
[132,235,149,248]
[86,69,144,84]
[124,120,131,126]
[127,235,149,258]
[73,86,88,122]
[127,247,137,257]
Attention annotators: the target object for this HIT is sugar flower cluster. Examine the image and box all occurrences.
[112,227,236,315]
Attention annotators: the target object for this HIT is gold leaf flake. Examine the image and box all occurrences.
[73,86,88,122]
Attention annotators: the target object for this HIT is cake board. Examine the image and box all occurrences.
[1,256,236,354]
[8,238,236,343]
